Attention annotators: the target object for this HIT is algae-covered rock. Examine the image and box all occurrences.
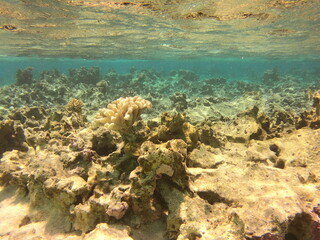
[198,124,227,148]
[185,128,320,239]
[188,166,302,236]
[211,107,265,143]
[73,203,98,233]
[149,112,199,150]
[73,184,130,232]
[44,175,89,205]
[159,182,245,240]
[91,127,119,156]
[69,66,100,84]
[0,120,27,157]
[188,144,224,168]
[16,67,33,85]
[2,62,320,240]
[129,139,188,221]
[0,150,30,186]
[170,92,188,112]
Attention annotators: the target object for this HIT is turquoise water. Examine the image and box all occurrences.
[1,57,319,86]
[1,1,320,239]
[0,0,319,85]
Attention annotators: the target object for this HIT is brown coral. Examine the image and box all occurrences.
[65,98,84,114]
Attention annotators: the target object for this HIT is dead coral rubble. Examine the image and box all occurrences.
[129,139,189,223]
[0,120,27,157]
[0,68,320,239]
[0,103,320,240]
[69,66,100,84]
[16,67,33,85]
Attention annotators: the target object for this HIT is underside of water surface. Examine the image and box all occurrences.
[0,0,319,59]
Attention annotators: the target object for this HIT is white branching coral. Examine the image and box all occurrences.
[93,96,152,132]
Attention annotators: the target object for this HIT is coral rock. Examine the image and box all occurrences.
[84,223,132,240]
[93,96,152,132]
[149,112,199,150]
[0,120,27,157]
[129,139,188,220]
[16,67,33,85]
[189,144,224,168]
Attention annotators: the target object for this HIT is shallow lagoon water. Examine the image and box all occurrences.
[1,57,319,86]
[0,1,320,240]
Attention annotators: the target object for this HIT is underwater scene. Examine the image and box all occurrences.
[0,1,320,240]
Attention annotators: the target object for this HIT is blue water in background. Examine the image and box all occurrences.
[0,57,319,86]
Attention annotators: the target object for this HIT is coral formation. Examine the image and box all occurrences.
[16,67,33,85]
[93,96,152,133]
[262,67,280,85]
[312,90,320,120]
[148,112,199,150]
[96,80,109,93]
[0,67,320,240]
[65,98,84,114]
[0,120,27,157]
[170,92,188,112]
[129,139,189,221]
[40,68,61,81]
[69,67,100,84]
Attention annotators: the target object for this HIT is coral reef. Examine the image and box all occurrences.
[312,90,320,120]
[96,80,109,93]
[129,139,189,222]
[148,112,199,150]
[40,68,61,82]
[262,67,280,86]
[0,120,27,157]
[170,93,188,112]
[93,96,152,133]
[69,67,100,84]
[0,67,320,240]
[16,67,33,85]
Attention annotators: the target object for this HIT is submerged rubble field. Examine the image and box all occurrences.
[0,66,320,240]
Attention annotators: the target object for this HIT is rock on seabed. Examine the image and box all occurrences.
[0,68,320,240]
